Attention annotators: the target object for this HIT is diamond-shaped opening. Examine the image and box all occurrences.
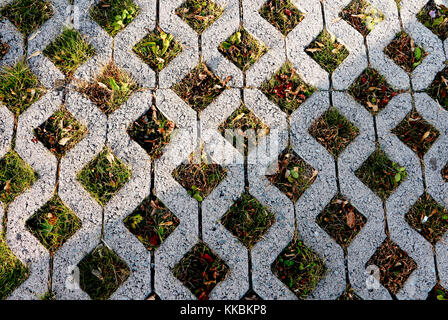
[172,241,229,300]
[241,289,262,300]
[220,192,276,249]
[171,63,228,113]
[385,32,427,73]
[26,194,81,254]
[0,150,37,204]
[305,30,349,74]
[127,105,176,160]
[316,195,367,249]
[405,193,448,245]
[0,61,46,116]
[426,63,448,112]
[349,67,401,115]
[309,107,360,158]
[133,27,182,73]
[340,0,384,37]
[417,0,448,41]
[272,231,327,299]
[428,283,448,300]
[77,146,132,206]
[260,61,316,115]
[266,145,318,203]
[77,62,138,115]
[355,147,407,201]
[442,163,448,182]
[0,0,54,36]
[172,148,227,202]
[259,0,305,36]
[392,110,440,159]
[78,244,130,300]
[123,197,180,251]
[34,106,87,158]
[366,238,417,295]
[90,0,140,37]
[337,284,362,300]
[218,104,270,152]
[43,28,95,77]
[0,40,9,60]
[0,238,29,299]
[218,28,268,72]
[175,0,224,35]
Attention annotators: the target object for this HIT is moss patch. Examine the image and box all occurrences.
[0,238,29,300]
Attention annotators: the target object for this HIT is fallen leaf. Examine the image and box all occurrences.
[347,210,356,228]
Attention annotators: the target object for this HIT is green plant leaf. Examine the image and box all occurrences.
[193,193,203,202]
[395,173,401,182]
[414,47,422,61]
[109,78,120,91]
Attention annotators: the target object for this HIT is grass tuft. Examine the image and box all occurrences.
[77,147,132,206]
[43,28,95,76]
[175,0,224,34]
[1,0,54,36]
[0,60,46,116]
[0,150,37,204]
[0,238,29,300]
[90,0,139,37]
[259,0,305,36]
[220,192,275,248]
[384,32,427,73]
[78,245,130,300]
[340,0,384,37]
[272,231,327,299]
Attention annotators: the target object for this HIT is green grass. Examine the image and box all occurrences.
[0,151,37,204]
[26,194,81,254]
[1,0,54,36]
[133,28,182,72]
[34,107,88,158]
[260,62,316,115]
[218,104,270,150]
[175,0,224,34]
[77,147,131,206]
[90,0,140,37]
[355,148,407,201]
[78,245,130,300]
[426,63,448,112]
[218,28,268,72]
[316,195,367,249]
[220,193,275,248]
[266,146,317,203]
[123,197,179,251]
[340,0,384,37]
[384,32,427,73]
[349,67,400,115]
[308,107,359,158]
[0,61,46,116]
[306,30,349,74]
[405,193,448,245]
[392,110,439,159]
[172,149,227,202]
[0,238,29,300]
[259,0,304,36]
[43,28,95,76]
[272,232,327,299]
[78,62,138,115]
[127,105,176,160]
[172,242,229,300]
[171,63,227,112]
[417,1,448,40]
